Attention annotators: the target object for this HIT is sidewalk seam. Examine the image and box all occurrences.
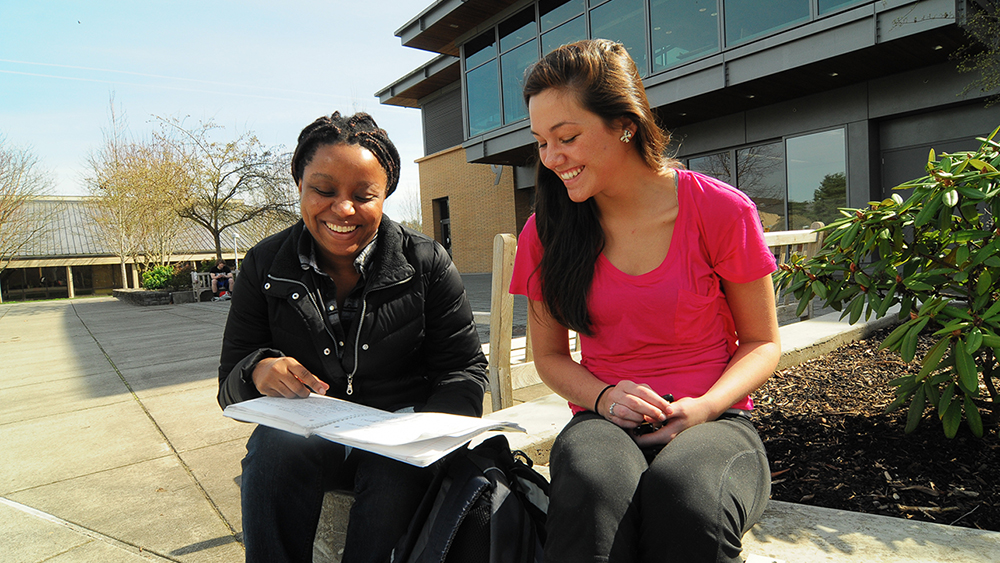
[70,302,241,541]
[0,496,179,562]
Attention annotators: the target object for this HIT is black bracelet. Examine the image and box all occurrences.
[593,384,615,414]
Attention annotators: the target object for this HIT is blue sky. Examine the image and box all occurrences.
[0,0,434,219]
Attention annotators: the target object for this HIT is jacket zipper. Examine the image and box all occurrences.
[345,274,413,396]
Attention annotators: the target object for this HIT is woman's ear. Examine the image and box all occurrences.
[617,116,636,139]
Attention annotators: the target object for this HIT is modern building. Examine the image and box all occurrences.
[377,0,1000,273]
[0,197,267,302]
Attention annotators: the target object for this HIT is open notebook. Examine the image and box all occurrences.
[224,394,525,467]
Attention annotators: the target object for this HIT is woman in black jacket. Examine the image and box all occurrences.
[218,111,488,563]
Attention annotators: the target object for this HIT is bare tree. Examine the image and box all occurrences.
[0,136,52,300]
[155,117,297,261]
[85,100,172,285]
[396,184,423,232]
[131,139,191,268]
[956,0,1000,105]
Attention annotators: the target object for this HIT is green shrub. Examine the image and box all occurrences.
[168,263,194,289]
[142,265,175,290]
[775,126,1000,438]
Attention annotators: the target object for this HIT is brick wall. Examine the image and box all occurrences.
[416,146,520,273]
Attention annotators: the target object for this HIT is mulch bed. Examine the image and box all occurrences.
[754,326,1000,532]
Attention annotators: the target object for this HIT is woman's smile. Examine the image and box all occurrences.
[325,222,358,234]
[558,166,584,181]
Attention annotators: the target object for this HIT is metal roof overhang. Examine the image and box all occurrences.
[376,55,460,108]
[394,0,522,56]
[4,252,224,269]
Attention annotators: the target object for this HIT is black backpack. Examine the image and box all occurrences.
[390,435,550,563]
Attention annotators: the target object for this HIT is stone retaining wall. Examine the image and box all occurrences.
[113,289,173,306]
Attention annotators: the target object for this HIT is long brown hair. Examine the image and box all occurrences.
[522,39,679,334]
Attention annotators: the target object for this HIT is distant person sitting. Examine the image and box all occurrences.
[210,260,234,296]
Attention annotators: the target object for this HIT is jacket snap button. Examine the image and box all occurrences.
[264,282,270,290]
[339,341,345,347]
[362,344,369,350]
[292,292,300,300]
[323,348,331,356]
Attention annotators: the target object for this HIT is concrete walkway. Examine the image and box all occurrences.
[1,298,247,562]
[2,296,999,562]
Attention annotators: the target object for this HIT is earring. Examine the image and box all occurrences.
[620,130,633,143]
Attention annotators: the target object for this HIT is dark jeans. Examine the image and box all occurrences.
[544,412,770,563]
[241,425,432,563]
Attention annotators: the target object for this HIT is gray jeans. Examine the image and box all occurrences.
[544,411,770,563]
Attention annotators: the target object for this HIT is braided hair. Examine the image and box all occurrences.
[291,111,401,196]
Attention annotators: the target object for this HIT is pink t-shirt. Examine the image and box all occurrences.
[510,169,776,413]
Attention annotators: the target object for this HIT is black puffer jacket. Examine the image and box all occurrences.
[217,217,488,417]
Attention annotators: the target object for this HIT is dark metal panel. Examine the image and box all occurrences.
[876,0,956,42]
[879,102,1000,151]
[645,64,726,113]
[846,120,876,206]
[514,164,535,189]
[422,86,464,155]
[727,18,875,86]
[463,121,535,165]
[745,83,868,143]
[671,113,747,158]
[869,61,989,121]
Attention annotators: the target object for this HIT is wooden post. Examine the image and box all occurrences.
[807,222,826,256]
[66,266,75,299]
[804,222,825,319]
[488,234,517,411]
[524,317,533,363]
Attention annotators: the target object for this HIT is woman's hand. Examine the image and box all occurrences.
[252,357,330,398]
[632,396,716,447]
[598,380,672,430]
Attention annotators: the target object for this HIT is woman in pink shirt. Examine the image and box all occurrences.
[511,40,781,563]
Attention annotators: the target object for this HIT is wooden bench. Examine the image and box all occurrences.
[190,270,238,301]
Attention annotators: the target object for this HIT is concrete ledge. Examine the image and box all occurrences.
[776,306,901,370]
[170,290,196,304]
[480,393,574,465]
[112,288,171,306]
[742,500,1000,562]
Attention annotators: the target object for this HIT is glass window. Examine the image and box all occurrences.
[467,60,501,136]
[501,39,538,124]
[542,15,586,55]
[688,151,733,186]
[466,30,497,70]
[540,0,585,32]
[786,129,846,229]
[819,0,865,15]
[725,0,809,46]
[736,142,786,232]
[651,0,720,71]
[500,8,536,53]
[590,0,648,75]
